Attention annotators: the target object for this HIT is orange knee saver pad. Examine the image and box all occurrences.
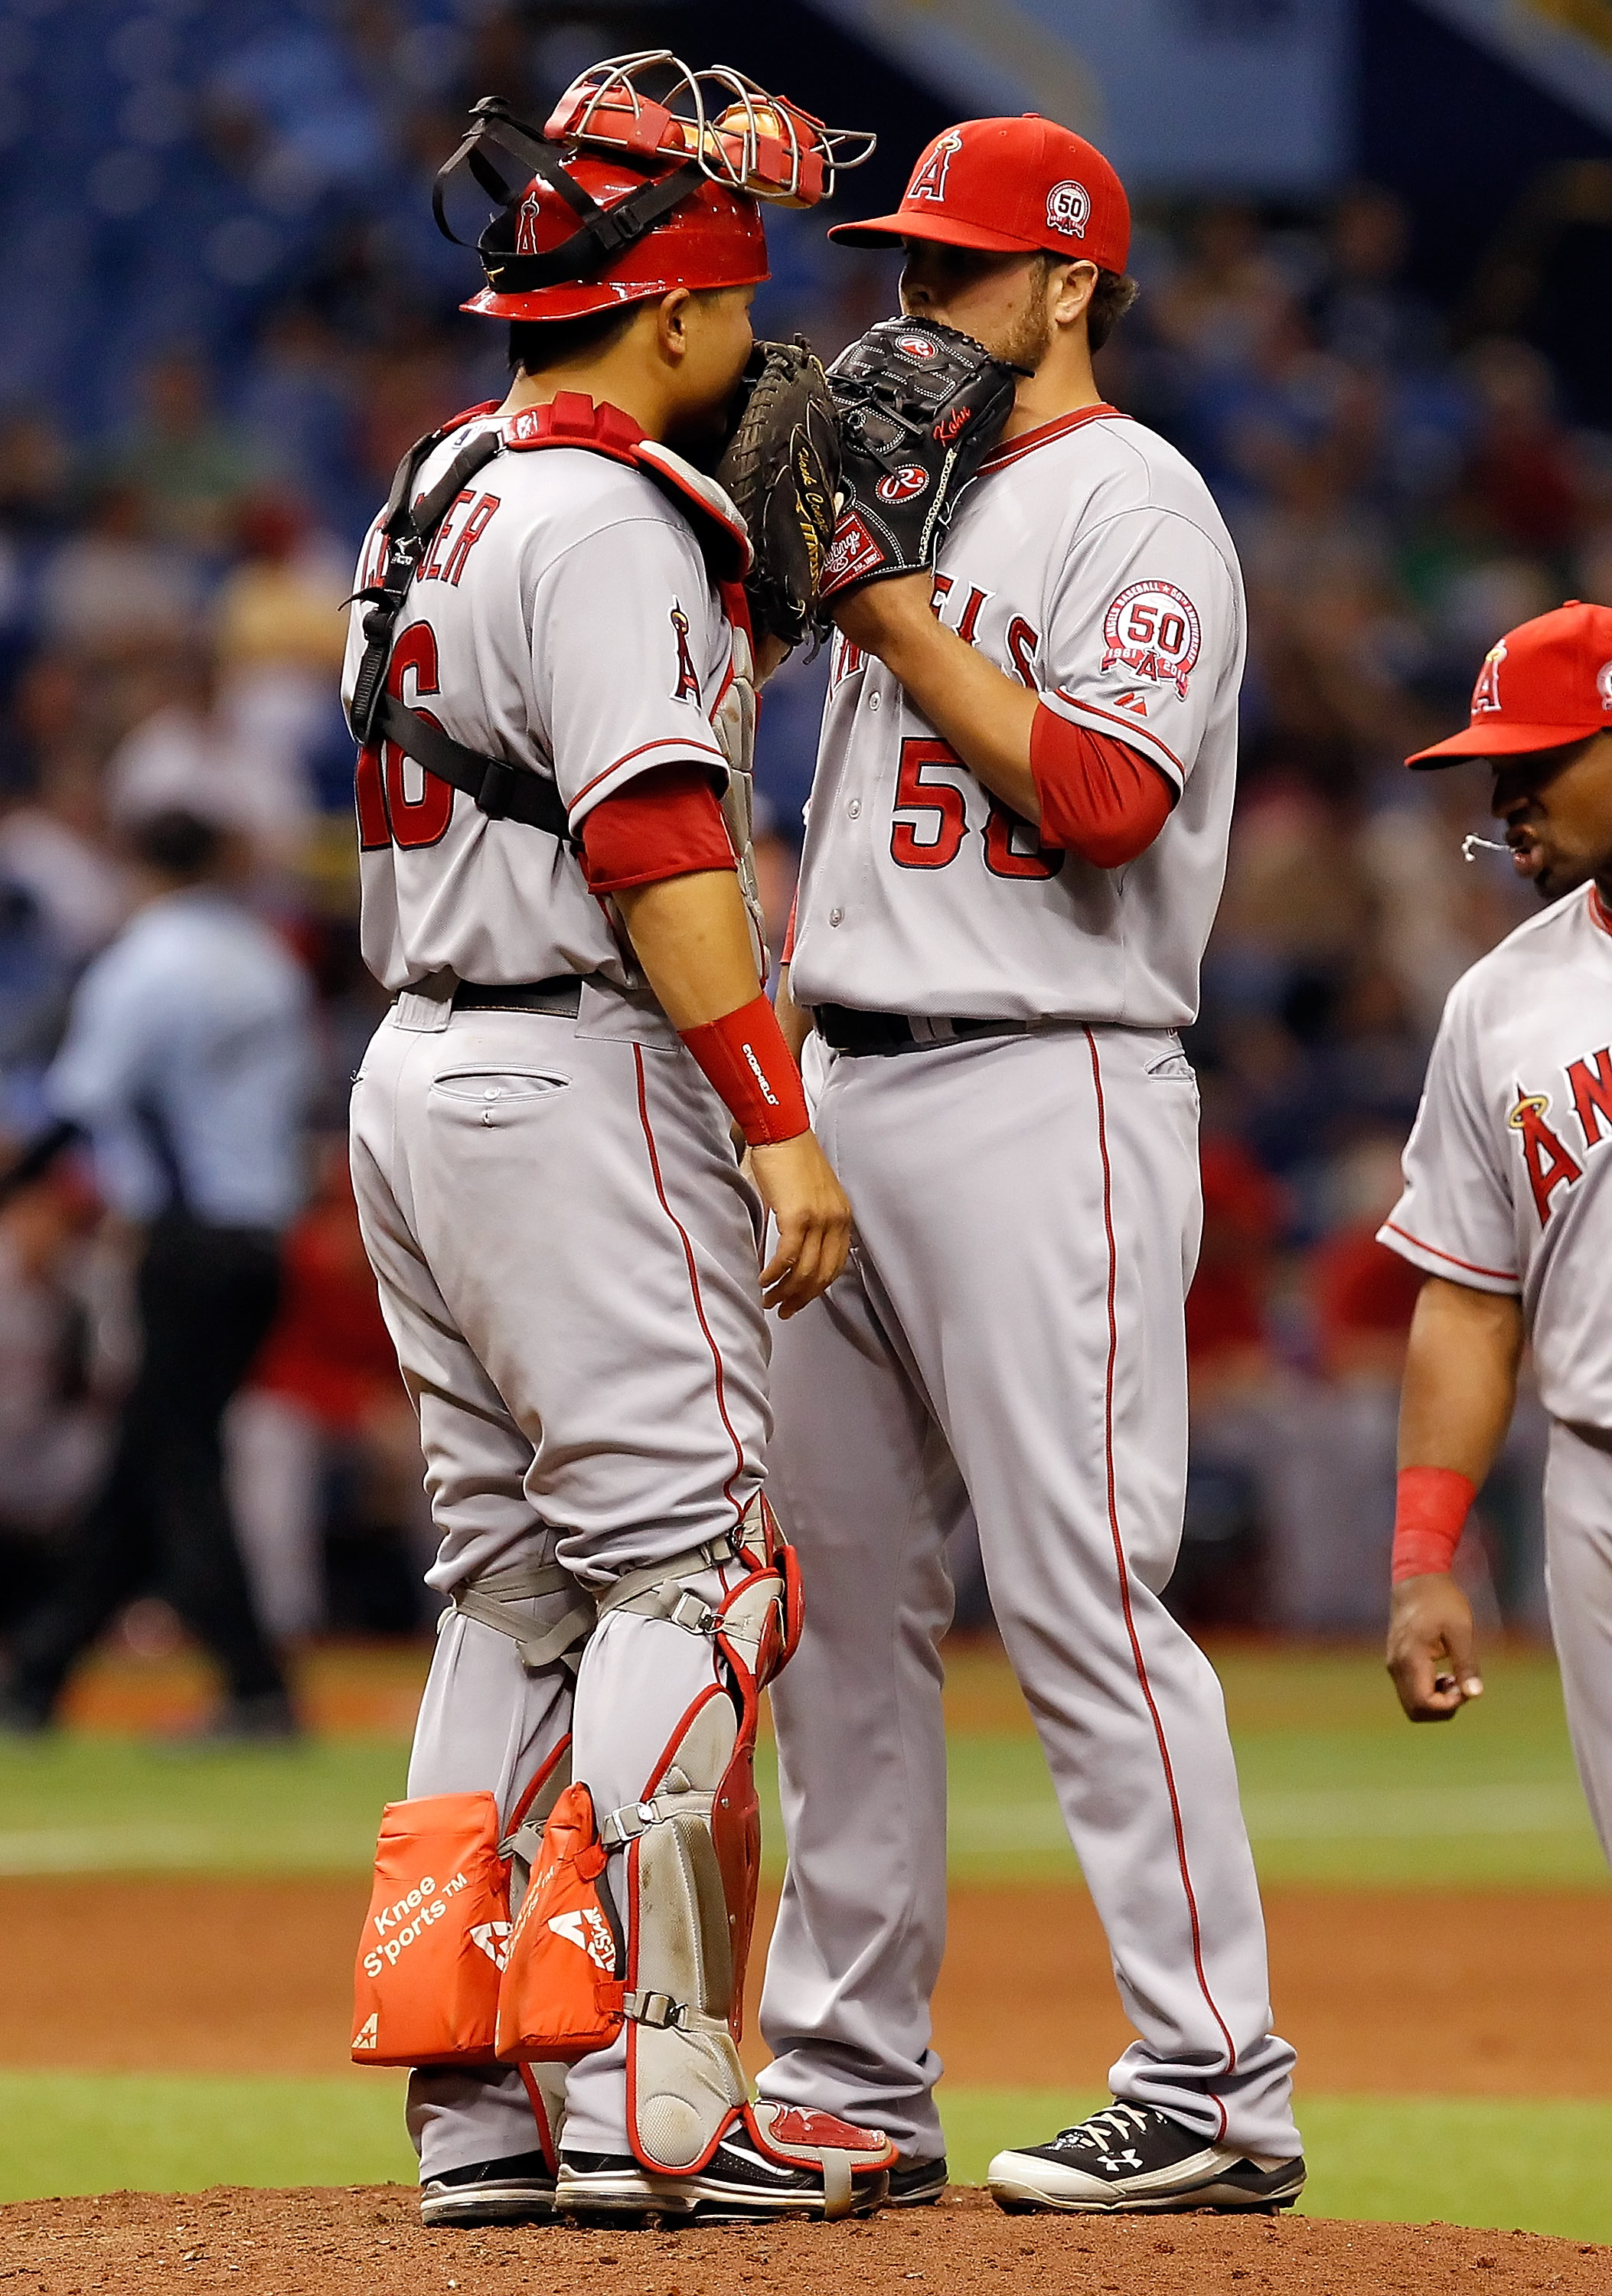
[496,1781,625,2066]
[351,1792,511,2066]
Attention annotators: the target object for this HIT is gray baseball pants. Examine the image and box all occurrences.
[350,991,768,2177]
[755,1022,1300,2164]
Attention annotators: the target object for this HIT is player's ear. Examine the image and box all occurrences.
[655,289,694,366]
[1052,261,1098,331]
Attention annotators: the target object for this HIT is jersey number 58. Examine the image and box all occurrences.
[891,738,1062,881]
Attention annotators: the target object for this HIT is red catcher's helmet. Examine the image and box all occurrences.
[436,54,874,324]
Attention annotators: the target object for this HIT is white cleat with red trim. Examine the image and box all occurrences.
[987,2102,1305,2216]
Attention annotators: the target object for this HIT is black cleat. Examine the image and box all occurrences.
[419,2149,556,2227]
[885,2154,948,2206]
[988,2102,1305,2216]
[558,2124,888,2225]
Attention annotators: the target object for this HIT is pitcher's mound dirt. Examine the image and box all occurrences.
[5,2184,1607,2295]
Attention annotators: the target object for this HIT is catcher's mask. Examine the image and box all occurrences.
[437,52,874,324]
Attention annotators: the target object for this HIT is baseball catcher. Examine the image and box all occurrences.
[341,51,895,2229]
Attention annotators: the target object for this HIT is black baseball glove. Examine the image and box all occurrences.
[713,336,841,652]
[819,318,1020,602]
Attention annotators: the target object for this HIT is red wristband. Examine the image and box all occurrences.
[679,993,810,1147]
[1391,1466,1477,1583]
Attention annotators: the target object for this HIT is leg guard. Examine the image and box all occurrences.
[602,1499,807,2173]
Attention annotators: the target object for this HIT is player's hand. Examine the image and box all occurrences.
[748,1130,852,1318]
[829,571,937,660]
[1385,1573,1484,1723]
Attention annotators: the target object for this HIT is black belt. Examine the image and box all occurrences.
[814,1003,1036,1057]
[452,975,584,1016]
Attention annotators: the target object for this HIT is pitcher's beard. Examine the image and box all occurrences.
[988,300,1054,375]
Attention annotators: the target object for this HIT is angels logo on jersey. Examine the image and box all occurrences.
[876,465,932,503]
[1101,582,1202,698]
[1472,639,1506,714]
[1046,180,1091,240]
[1509,1087,1582,1225]
[907,131,962,204]
[670,605,700,701]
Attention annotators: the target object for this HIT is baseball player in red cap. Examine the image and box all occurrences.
[338,55,896,2229]
[1380,602,1612,1867]
[754,116,1304,2214]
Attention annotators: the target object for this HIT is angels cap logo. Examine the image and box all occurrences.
[516,183,546,257]
[1472,638,1506,715]
[876,464,931,503]
[1046,180,1091,240]
[1101,582,1202,699]
[907,130,963,205]
[1598,658,1612,711]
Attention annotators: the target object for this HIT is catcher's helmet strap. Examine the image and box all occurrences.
[436,96,706,295]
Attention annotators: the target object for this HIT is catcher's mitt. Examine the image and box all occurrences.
[819,318,1019,602]
[714,336,840,651]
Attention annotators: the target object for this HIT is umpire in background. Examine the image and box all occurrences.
[1,807,314,1738]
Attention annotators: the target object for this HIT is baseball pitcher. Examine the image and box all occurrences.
[755,115,1306,2216]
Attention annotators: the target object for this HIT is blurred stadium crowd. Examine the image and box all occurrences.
[0,1,1604,1675]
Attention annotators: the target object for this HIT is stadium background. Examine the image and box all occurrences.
[1,0,1610,2255]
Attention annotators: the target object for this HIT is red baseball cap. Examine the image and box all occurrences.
[1406,600,1612,767]
[827,114,1130,274]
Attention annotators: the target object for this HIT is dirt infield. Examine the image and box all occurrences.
[5,1874,1611,2093]
[3,2183,1607,2295]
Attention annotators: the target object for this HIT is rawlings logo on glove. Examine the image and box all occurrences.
[819,317,1020,602]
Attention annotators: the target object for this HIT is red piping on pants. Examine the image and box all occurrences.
[632,1043,746,1520]
[1085,1027,1237,2131]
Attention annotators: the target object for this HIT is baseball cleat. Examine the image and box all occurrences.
[419,2149,556,2227]
[987,2102,1306,2216]
[558,2108,892,2224]
[885,2154,948,2206]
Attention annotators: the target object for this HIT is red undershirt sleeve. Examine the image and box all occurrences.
[580,762,736,893]
[1030,704,1174,868]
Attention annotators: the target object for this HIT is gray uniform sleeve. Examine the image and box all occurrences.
[1037,504,1243,796]
[530,517,729,830]
[1378,987,1520,1294]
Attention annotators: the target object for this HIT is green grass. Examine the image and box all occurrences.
[0,2069,413,2202]
[0,1645,1601,1887]
[2,2073,1608,2244]
[0,1737,410,1876]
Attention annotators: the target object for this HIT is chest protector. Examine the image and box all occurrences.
[348,392,768,975]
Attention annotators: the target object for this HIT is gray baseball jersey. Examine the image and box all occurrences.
[756,405,1298,2164]
[1381,881,1612,1430]
[1382,877,1612,1870]
[788,407,1244,1023]
[341,413,735,995]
